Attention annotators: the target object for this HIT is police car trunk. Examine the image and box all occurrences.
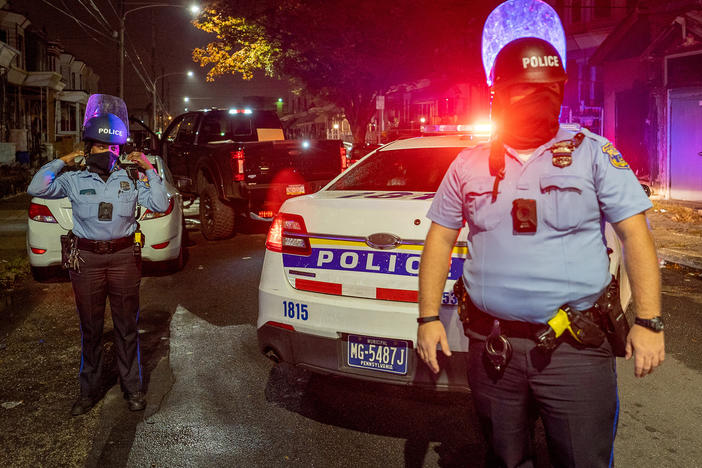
[257,135,484,391]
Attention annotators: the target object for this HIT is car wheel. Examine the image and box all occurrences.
[199,183,235,240]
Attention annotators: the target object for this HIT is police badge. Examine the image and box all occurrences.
[551,142,573,168]
[549,132,585,168]
[120,181,131,191]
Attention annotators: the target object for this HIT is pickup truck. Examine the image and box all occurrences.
[160,108,347,240]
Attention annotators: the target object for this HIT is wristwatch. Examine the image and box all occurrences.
[634,316,665,332]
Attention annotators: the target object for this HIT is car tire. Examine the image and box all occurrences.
[199,183,235,240]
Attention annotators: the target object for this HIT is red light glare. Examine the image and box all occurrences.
[265,212,311,255]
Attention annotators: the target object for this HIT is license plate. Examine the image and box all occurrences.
[347,335,409,375]
[286,184,306,196]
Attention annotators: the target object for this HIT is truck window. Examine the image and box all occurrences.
[253,111,283,130]
[200,114,227,143]
[229,115,253,136]
[175,114,198,145]
[164,117,183,143]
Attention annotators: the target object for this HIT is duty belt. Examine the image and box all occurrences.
[77,236,133,254]
[465,297,599,341]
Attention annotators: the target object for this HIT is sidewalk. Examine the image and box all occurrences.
[648,199,702,271]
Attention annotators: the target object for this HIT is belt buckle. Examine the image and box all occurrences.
[95,242,110,254]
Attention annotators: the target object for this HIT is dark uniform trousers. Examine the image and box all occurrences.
[69,247,142,398]
[467,334,618,468]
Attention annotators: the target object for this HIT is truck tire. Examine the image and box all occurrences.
[199,183,236,240]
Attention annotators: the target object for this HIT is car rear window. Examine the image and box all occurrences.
[328,147,465,192]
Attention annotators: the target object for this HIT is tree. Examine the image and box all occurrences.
[193,0,491,145]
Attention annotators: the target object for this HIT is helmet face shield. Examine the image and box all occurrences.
[482,0,567,87]
[83,94,129,145]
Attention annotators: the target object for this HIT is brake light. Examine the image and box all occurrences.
[29,202,58,223]
[31,247,47,254]
[230,150,245,181]
[265,213,311,255]
[141,197,174,220]
[150,241,170,249]
[340,145,348,171]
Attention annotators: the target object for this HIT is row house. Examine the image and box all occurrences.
[0,0,99,165]
[590,0,702,201]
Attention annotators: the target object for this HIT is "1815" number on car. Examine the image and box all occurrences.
[283,300,308,320]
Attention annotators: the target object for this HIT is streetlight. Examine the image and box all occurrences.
[151,71,195,133]
[119,3,200,99]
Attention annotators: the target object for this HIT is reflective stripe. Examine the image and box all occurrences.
[294,278,419,303]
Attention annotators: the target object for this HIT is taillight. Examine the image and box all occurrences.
[31,247,47,254]
[141,197,174,220]
[230,150,245,181]
[29,202,58,223]
[265,213,311,255]
[340,145,348,171]
[150,241,170,249]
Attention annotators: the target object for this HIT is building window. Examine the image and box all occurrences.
[59,101,78,132]
[0,30,6,44]
[71,72,75,89]
[572,0,582,23]
[594,0,611,18]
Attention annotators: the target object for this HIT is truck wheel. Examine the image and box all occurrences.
[199,183,236,240]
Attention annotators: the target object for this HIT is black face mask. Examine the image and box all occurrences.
[495,86,563,150]
[87,151,116,175]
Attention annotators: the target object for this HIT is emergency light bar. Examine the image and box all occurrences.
[228,108,253,114]
[420,123,493,136]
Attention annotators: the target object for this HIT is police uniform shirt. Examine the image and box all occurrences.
[426,126,652,323]
[28,159,169,241]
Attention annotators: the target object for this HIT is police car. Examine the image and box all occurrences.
[27,154,185,280]
[257,126,630,392]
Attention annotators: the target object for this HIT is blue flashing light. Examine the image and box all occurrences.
[481,0,566,86]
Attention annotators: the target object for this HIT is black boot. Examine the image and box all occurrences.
[71,396,97,416]
[127,392,146,411]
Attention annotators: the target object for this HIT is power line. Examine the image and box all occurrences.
[38,0,114,42]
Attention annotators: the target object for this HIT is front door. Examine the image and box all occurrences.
[670,89,702,201]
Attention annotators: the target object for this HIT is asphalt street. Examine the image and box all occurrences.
[1,193,702,467]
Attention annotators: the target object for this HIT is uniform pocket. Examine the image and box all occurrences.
[540,174,587,230]
[117,201,136,218]
[465,177,505,231]
[73,202,97,220]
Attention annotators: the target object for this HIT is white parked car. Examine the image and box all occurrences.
[27,154,185,280]
[258,130,631,392]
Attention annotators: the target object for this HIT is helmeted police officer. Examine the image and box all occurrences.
[28,94,168,416]
[416,10,665,468]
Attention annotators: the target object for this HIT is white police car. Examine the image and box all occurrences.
[27,154,185,280]
[257,128,630,392]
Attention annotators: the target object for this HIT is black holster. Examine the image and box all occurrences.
[593,277,629,357]
[60,231,76,270]
[454,278,472,335]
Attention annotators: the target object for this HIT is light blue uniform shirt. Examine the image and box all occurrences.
[28,159,169,241]
[427,126,652,323]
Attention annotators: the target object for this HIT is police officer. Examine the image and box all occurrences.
[416,36,665,467]
[28,94,169,416]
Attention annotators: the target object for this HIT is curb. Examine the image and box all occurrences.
[658,248,702,271]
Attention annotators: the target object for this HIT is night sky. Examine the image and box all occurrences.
[17,0,289,116]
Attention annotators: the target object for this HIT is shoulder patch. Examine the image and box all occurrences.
[601,142,629,169]
[139,172,150,186]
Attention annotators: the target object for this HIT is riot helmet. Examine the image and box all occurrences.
[491,37,567,91]
[82,94,129,145]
